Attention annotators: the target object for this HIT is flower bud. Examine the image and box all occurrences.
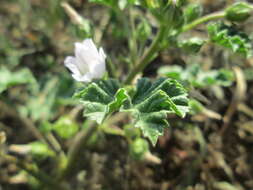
[225,2,252,22]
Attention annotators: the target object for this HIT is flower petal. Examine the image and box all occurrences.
[64,56,81,75]
[74,43,92,74]
[80,72,94,82]
[82,39,99,55]
[89,61,106,79]
[71,74,83,82]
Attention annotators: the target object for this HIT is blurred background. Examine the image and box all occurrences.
[1,0,253,190]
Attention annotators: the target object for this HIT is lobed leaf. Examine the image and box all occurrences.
[126,78,189,145]
[207,22,252,57]
[75,78,189,146]
[158,64,234,88]
[74,79,129,124]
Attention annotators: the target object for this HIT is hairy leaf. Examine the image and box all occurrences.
[74,79,129,124]
[75,78,189,145]
[125,78,189,145]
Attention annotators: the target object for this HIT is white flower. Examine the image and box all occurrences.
[64,38,106,82]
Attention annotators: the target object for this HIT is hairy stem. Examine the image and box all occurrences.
[124,25,168,84]
[180,11,226,33]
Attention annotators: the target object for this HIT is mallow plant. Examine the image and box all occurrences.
[65,37,189,145]
[65,0,253,145]
[1,0,253,189]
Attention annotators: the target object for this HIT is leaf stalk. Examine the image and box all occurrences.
[181,11,226,33]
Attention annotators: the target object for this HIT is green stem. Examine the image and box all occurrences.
[124,25,168,84]
[58,122,98,180]
[124,11,227,85]
[181,11,226,33]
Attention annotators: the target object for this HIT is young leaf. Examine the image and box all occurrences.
[207,22,252,57]
[75,79,130,124]
[125,78,189,145]
[136,18,152,42]
[179,37,206,54]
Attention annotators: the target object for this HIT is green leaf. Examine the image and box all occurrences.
[207,22,253,57]
[53,116,79,139]
[179,37,206,54]
[158,64,234,88]
[75,78,189,145]
[225,2,253,22]
[125,78,189,145]
[146,2,184,28]
[136,18,152,42]
[184,3,203,24]
[109,88,131,112]
[75,79,129,124]
[0,67,36,94]
[157,65,183,80]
